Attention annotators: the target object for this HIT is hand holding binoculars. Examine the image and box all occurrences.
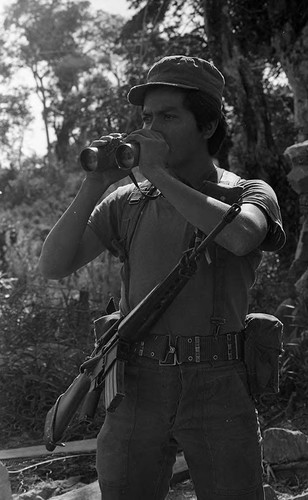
[79,139,140,172]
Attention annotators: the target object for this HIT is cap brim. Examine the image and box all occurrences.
[127,82,199,105]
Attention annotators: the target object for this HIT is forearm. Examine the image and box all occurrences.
[147,168,266,255]
[39,177,108,278]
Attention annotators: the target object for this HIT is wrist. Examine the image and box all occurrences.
[82,174,110,192]
[144,163,173,185]
[79,175,109,204]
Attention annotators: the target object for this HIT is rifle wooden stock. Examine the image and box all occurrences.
[44,203,241,450]
[44,372,91,451]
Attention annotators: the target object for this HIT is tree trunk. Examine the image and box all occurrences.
[271,20,308,144]
[55,115,76,163]
[32,68,52,161]
[203,0,278,180]
[202,0,298,263]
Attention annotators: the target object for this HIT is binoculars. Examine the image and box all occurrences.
[79,141,140,172]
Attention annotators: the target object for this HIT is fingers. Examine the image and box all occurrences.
[127,129,168,154]
[90,133,127,148]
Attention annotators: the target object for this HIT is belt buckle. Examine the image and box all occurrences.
[159,336,178,366]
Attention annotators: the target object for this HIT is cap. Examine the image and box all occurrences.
[127,55,225,107]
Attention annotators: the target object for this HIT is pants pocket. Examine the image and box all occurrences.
[206,363,263,494]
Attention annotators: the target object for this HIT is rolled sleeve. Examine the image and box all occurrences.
[87,185,133,257]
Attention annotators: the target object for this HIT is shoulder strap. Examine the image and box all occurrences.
[211,168,242,336]
[116,181,159,311]
[119,180,159,258]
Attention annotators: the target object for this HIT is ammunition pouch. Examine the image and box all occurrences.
[243,312,283,398]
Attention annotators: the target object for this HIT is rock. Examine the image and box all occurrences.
[263,428,308,464]
[11,479,86,500]
[285,141,308,194]
[36,485,59,500]
[264,484,279,499]
[49,481,100,500]
[0,462,12,500]
[13,493,44,500]
[60,477,82,489]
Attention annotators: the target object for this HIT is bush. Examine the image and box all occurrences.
[0,161,127,447]
[0,263,121,447]
[280,335,308,402]
[249,251,289,314]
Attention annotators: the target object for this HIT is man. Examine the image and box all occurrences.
[39,55,285,499]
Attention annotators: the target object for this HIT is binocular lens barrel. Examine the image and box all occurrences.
[79,147,99,171]
[115,143,139,170]
[79,142,139,172]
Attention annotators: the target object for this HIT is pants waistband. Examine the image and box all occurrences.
[132,332,244,365]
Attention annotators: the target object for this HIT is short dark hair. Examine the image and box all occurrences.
[183,91,227,156]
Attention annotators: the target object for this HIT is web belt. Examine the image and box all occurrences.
[132,332,244,366]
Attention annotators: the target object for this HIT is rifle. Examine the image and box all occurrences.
[44,203,241,451]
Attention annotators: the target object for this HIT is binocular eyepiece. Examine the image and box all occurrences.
[79,141,140,172]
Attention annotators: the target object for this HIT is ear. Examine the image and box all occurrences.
[202,119,219,139]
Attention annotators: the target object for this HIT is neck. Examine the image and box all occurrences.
[173,158,217,190]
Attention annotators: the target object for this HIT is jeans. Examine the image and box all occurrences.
[96,357,264,500]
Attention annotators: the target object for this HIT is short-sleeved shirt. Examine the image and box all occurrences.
[88,173,285,337]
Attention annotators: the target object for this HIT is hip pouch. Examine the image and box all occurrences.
[244,313,283,398]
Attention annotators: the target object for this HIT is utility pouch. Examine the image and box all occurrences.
[244,312,283,398]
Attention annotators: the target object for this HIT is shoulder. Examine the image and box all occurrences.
[101,179,153,206]
[88,182,136,236]
[90,179,153,230]
[102,182,136,205]
[93,181,141,216]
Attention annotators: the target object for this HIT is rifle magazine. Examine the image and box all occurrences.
[105,359,126,413]
[78,387,102,422]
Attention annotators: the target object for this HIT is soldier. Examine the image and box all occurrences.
[39,55,285,499]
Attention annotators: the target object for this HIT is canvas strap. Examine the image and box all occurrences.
[208,168,242,336]
[117,181,160,309]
